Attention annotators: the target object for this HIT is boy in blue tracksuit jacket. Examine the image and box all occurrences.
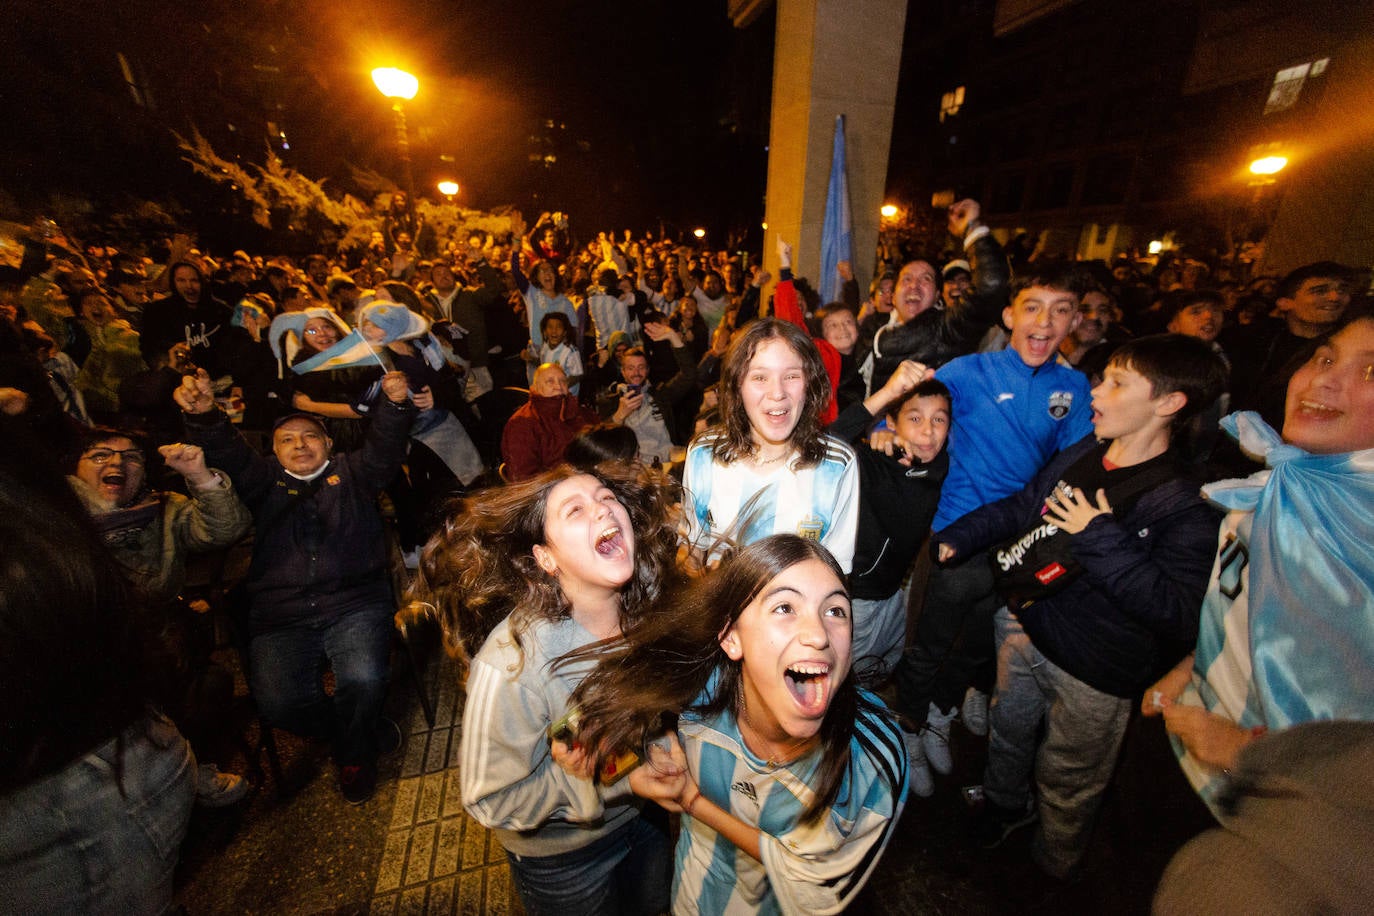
[936,334,1227,877]
[828,362,951,675]
[891,264,1093,792]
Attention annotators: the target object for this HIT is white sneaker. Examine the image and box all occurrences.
[196,763,250,808]
[962,687,990,737]
[923,703,956,775]
[901,729,935,797]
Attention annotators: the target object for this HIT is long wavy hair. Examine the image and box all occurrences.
[1,416,157,792]
[709,318,832,469]
[566,534,897,824]
[414,462,681,671]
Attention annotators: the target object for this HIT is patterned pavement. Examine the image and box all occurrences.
[369,657,523,916]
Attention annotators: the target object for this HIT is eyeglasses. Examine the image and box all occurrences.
[81,448,145,466]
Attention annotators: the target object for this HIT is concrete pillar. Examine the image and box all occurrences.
[761,0,908,306]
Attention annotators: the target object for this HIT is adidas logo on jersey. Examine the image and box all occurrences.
[731,779,758,801]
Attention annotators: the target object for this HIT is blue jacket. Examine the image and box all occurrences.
[185,397,415,633]
[938,435,1220,697]
[934,349,1093,530]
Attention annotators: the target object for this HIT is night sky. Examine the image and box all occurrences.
[0,0,773,240]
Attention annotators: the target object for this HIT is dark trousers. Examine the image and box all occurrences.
[249,605,392,767]
[894,554,999,727]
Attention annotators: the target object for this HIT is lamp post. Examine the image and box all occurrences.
[372,67,419,211]
[437,180,459,203]
[1236,144,1289,278]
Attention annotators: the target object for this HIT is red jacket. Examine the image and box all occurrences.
[773,274,841,425]
[500,394,598,481]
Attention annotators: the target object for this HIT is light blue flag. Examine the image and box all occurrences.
[292,329,391,374]
[1198,412,1374,731]
[819,115,853,306]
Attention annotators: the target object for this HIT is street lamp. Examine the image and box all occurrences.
[372,67,419,210]
[880,204,898,219]
[693,227,706,240]
[1249,155,1288,177]
[437,180,459,202]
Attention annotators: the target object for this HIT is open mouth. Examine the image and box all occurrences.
[100,470,127,490]
[1297,399,1341,419]
[594,526,626,558]
[1024,333,1058,360]
[783,662,831,716]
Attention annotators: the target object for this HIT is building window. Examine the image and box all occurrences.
[1032,163,1075,211]
[939,86,965,122]
[1265,58,1330,115]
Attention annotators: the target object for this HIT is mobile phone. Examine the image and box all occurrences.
[548,706,582,743]
[548,705,642,785]
[598,749,642,785]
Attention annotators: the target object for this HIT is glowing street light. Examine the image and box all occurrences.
[437,180,459,201]
[693,227,706,240]
[880,204,898,219]
[371,67,418,101]
[1249,155,1288,176]
[372,67,419,209]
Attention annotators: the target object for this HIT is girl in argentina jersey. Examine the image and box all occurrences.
[568,535,908,915]
[681,319,859,574]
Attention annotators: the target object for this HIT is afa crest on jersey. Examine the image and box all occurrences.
[1047,390,1074,419]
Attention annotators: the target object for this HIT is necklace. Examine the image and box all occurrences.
[738,703,811,768]
[751,448,791,467]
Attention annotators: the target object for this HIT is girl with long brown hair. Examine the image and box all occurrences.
[680,318,859,573]
[567,534,908,914]
[415,461,680,916]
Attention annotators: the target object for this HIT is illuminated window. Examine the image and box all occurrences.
[939,86,965,123]
[1265,58,1330,115]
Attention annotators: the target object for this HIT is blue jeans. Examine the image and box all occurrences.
[0,713,196,915]
[851,589,908,677]
[506,809,672,916]
[249,605,392,767]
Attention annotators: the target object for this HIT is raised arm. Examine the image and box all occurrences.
[156,442,251,550]
[176,369,276,504]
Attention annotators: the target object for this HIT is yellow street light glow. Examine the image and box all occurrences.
[437,180,459,197]
[693,228,706,239]
[1148,240,1164,255]
[880,204,898,219]
[761,221,768,230]
[1249,155,1288,176]
[372,67,418,100]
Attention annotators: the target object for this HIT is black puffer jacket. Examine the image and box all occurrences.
[938,435,1221,698]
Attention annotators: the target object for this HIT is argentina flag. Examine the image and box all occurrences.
[819,114,853,306]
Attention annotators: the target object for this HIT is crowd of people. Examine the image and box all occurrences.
[2,197,1372,914]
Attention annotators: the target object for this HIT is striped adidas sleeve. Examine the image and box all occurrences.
[759,709,908,915]
[459,657,617,831]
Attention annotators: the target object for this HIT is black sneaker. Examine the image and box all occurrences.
[377,716,403,757]
[973,797,1038,849]
[339,763,378,805]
